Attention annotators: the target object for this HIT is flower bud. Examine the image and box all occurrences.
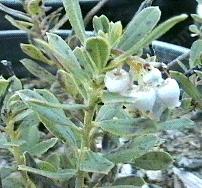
[143,67,163,86]
[156,78,181,109]
[104,68,131,93]
[127,86,156,112]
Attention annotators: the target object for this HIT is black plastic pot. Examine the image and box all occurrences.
[0,0,198,47]
[0,30,189,78]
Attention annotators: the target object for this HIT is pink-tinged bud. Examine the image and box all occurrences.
[156,78,181,109]
[104,68,131,93]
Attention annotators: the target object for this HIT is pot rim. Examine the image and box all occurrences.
[0,0,99,6]
[0,29,190,53]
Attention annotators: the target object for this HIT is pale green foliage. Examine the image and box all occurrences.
[0,0,199,187]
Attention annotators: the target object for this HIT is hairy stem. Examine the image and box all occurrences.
[75,93,98,188]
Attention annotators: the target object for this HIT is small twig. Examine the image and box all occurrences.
[50,14,69,31]
[167,51,190,69]
[84,0,109,27]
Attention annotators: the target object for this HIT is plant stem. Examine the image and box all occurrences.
[75,93,98,188]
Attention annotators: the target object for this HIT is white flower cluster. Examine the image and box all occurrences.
[104,65,181,119]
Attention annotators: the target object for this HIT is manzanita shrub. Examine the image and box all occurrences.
[0,0,201,187]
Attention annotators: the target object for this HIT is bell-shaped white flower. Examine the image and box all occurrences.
[156,78,181,109]
[127,86,156,112]
[143,67,163,86]
[104,68,131,93]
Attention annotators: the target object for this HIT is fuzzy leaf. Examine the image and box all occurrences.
[101,92,135,104]
[18,165,76,180]
[97,118,156,137]
[116,14,188,62]
[19,125,40,150]
[190,39,202,68]
[0,3,31,21]
[73,47,96,76]
[20,59,55,83]
[85,37,110,70]
[62,0,86,43]
[80,150,114,174]
[105,135,158,163]
[93,15,110,33]
[18,89,79,145]
[46,33,88,82]
[5,15,33,32]
[170,71,201,100]
[113,176,146,186]
[109,21,123,47]
[158,118,195,131]
[134,151,173,170]
[21,44,53,65]
[46,153,61,170]
[0,133,9,149]
[118,7,161,51]
[96,104,129,122]
[37,161,57,172]
[2,174,25,188]
[0,78,9,98]
[28,138,58,157]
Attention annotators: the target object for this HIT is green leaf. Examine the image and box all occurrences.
[18,165,76,180]
[5,15,33,32]
[170,71,201,100]
[46,33,80,70]
[0,3,31,21]
[28,138,58,157]
[2,173,25,188]
[0,77,9,98]
[116,14,188,62]
[105,135,158,163]
[113,176,146,186]
[101,92,135,104]
[93,15,110,33]
[109,21,123,47]
[85,37,110,70]
[158,118,195,131]
[20,44,53,65]
[134,151,173,170]
[18,89,74,126]
[20,59,55,83]
[62,0,86,43]
[0,133,9,149]
[97,118,156,137]
[100,186,137,188]
[190,39,202,68]
[80,150,114,174]
[17,89,79,145]
[37,161,57,172]
[46,153,61,170]
[57,70,79,97]
[73,47,95,76]
[19,125,40,150]
[96,104,129,122]
[46,33,89,82]
[117,7,161,51]
[24,152,57,187]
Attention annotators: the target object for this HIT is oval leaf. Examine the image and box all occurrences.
[134,151,173,170]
